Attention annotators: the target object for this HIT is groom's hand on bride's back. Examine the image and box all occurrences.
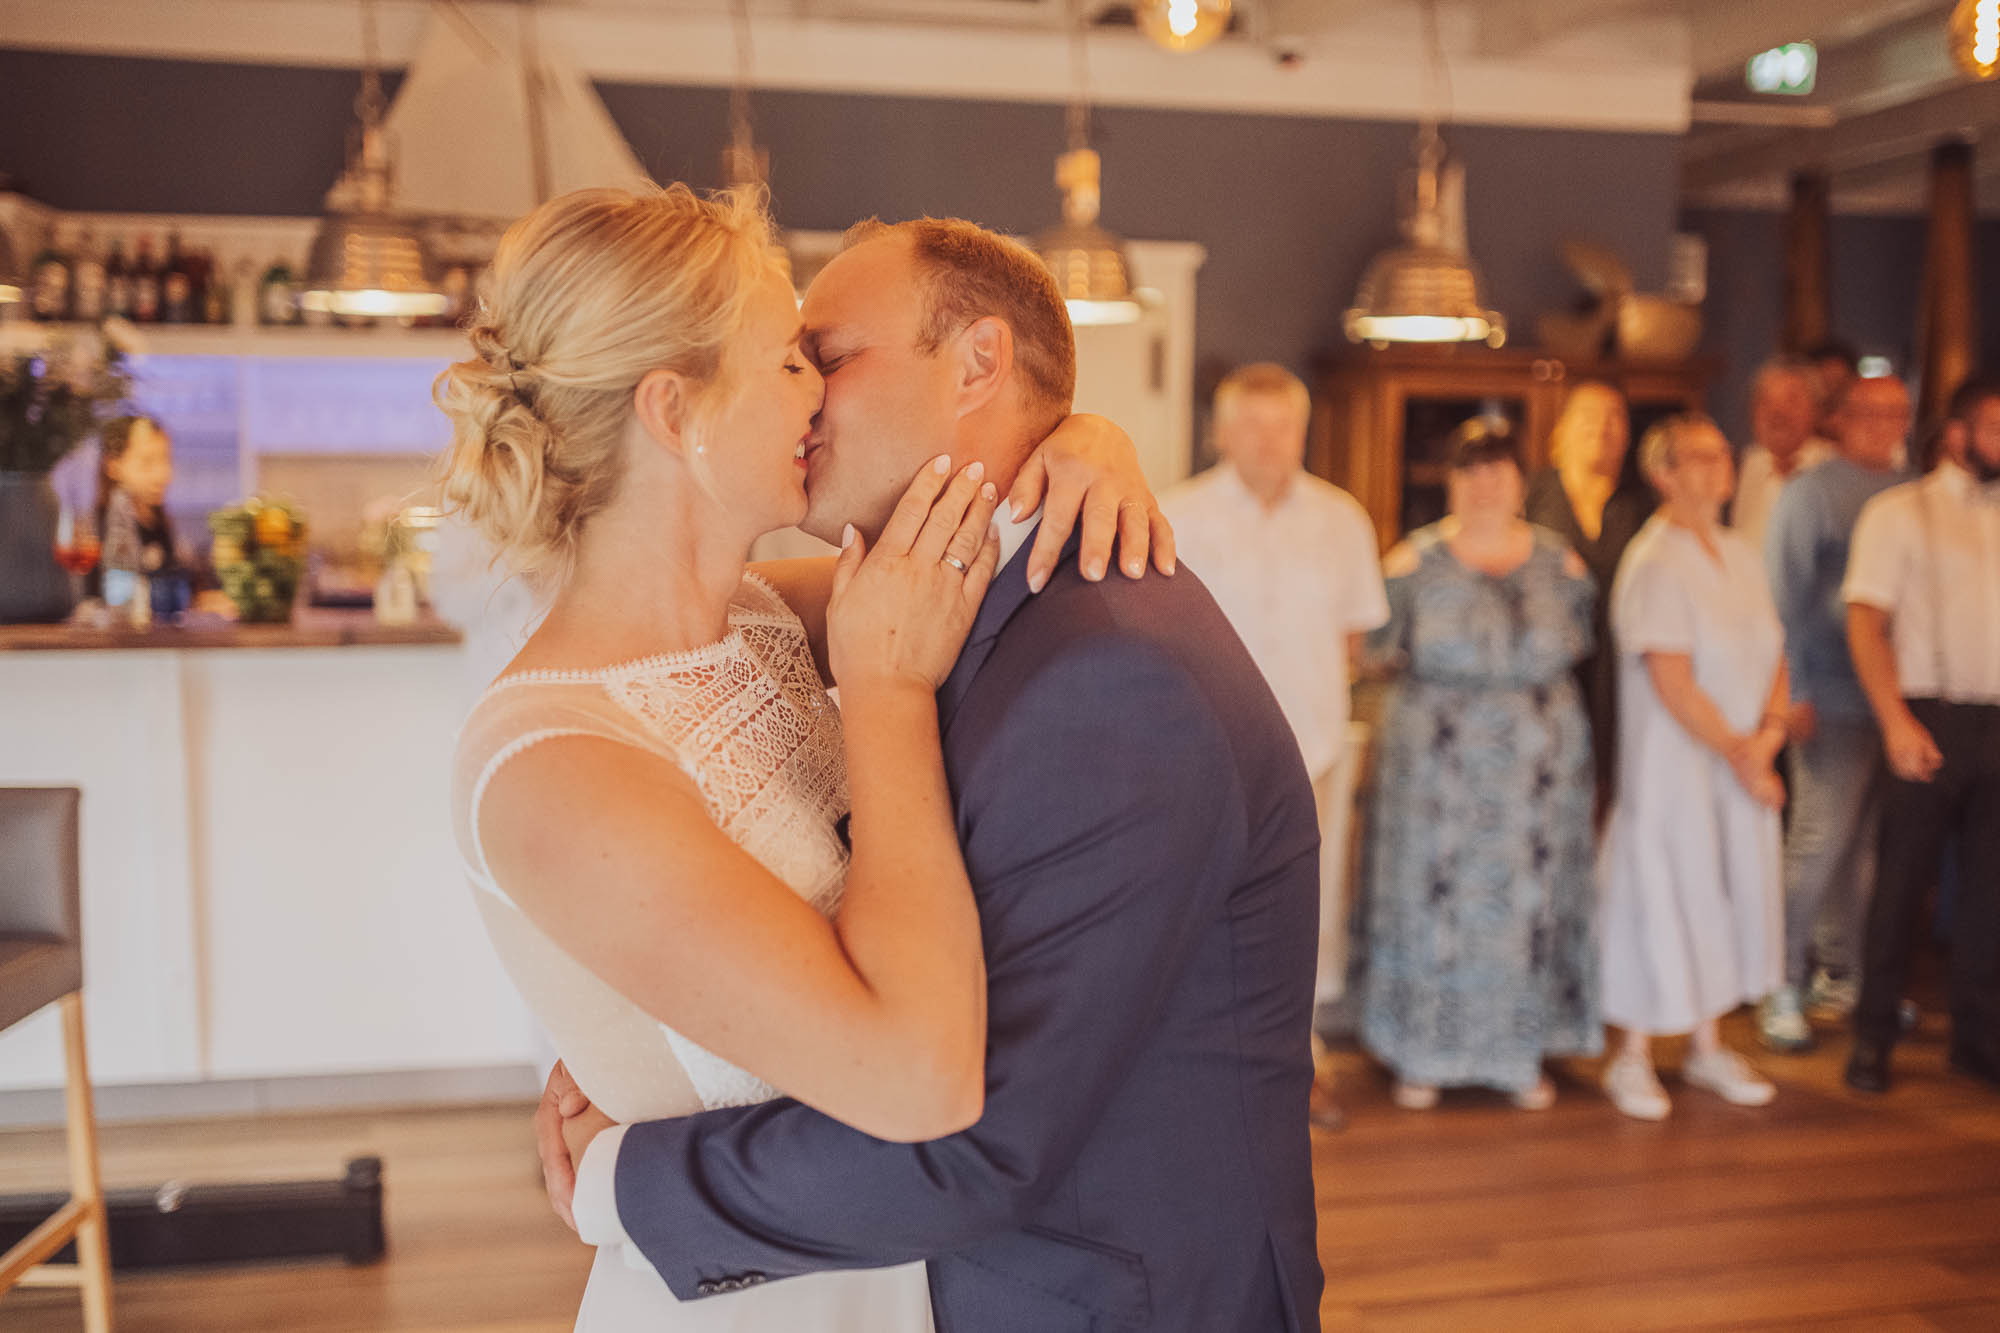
[1010,413,1176,594]
[536,1060,592,1232]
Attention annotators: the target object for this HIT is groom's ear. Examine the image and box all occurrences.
[632,369,696,460]
[950,316,1015,419]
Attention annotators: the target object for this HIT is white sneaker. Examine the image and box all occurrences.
[1510,1078,1556,1111]
[1683,1047,1777,1107]
[1392,1081,1439,1110]
[1758,988,1815,1053]
[1602,1054,1671,1121]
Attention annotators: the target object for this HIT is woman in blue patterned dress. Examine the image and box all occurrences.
[1359,420,1602,1109]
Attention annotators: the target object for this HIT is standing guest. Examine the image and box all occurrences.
[1807,339,1860,441]
[1599,414,1788,1120]
[1358,419,1599,1111]
[1526,381,1653,806]
[1841,375,2000,1095]
[1756,375,1911,1051]
[1163,362,1388,1126]
[88,414,179,602]
[1731,357,1833,550]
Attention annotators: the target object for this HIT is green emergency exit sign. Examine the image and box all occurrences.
[1747,42,1818,95]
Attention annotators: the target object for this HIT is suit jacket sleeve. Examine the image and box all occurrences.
[609,634,1248,1299]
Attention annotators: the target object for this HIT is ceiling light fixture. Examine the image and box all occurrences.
[302,0,448,319]
[1135,0,1233,54]
[1949,0,2000,79]
[1037,0,1142,326]
[1343,0,1504,348]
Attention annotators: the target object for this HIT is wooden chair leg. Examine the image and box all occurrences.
[60,992,114,1333]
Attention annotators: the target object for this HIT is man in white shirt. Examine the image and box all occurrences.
[1732,356,1833,551]
[1841,375,2000,1095]
[1161,363,1389,1115]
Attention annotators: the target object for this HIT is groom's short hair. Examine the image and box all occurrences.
[843,217,1076,435]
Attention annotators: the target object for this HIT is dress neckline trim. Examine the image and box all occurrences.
[483,571,788,692]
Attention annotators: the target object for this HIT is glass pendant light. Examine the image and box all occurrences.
[1949,0,2000,79]
[1037,2,1141,326]
[302,0,448,319]
[1343,0,1504,348]
[1136,0,1232,53]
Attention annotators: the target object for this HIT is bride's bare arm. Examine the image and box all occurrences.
[483,463,1001,1144]
[752,413,1174,683]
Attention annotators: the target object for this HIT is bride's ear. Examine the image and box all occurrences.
[633,368,696,460]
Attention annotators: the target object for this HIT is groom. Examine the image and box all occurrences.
[540,217,1324,1330]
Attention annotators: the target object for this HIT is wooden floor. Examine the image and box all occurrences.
[2,1007,1996,1332]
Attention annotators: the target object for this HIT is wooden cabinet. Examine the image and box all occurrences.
[1310,347,1715,547]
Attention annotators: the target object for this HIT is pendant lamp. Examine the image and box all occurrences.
[1036,2,1141,326]
[302,0,448,319]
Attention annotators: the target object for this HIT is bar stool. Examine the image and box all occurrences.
[0,787,113,1331]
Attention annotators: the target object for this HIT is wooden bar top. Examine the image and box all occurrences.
[0,608,463,652]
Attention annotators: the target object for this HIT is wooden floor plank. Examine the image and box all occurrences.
[0,1008,1993,1330]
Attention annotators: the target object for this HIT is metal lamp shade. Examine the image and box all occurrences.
[1037,220,1142,326]
[302,213,449,319]
[1344,243,1506,347]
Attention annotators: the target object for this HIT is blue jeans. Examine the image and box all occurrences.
[1782,714,1884,988]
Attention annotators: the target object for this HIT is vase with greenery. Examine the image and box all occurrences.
[0,321,135,623]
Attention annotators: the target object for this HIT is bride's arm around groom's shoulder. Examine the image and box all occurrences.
[750,413,1175,683]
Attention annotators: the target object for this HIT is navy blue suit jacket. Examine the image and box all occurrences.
[611,532,1324,1331]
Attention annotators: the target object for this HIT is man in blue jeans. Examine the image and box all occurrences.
[1758,374,1909,1052]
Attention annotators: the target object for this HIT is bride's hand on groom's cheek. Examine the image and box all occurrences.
[1010,412,1176,594]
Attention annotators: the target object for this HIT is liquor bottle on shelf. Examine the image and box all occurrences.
[104,239,134,320]
[160,231,193,323]
[230,256,258,328]
[259,259,299,325]
[130,235,162,323]
[28,226,72,321]
[200,249,227,324]
[70,229,109,323]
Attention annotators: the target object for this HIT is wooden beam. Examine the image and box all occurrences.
[1682,77,2000,190]
[1916,139,1977,436]
[1783,170,1833,352]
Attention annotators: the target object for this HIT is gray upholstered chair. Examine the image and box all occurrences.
[0,787,113,1330]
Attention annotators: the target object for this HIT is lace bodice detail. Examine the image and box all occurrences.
[450,573,850,1121]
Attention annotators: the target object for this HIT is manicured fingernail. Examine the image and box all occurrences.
[841,523,856,548]
[932,454,951,474]
[1165,558,1177,575]
[1028,570,1048,593]
[980,482,997,501]
[1085,560,1105,580]
[965,460,985,482]
[1126,559,1143,577]
[1008,497,1025,521]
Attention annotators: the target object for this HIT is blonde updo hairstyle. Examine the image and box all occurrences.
[435,183,778,590]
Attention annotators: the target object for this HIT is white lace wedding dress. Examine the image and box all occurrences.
[450,572,934,1331]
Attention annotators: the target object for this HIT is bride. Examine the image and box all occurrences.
[440,183,1161,1328]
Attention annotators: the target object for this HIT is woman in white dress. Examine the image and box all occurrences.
[1598,414,1791,1121]
[439,185,1160,1329]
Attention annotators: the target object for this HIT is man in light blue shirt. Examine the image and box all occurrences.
[1757,374,1910,1051]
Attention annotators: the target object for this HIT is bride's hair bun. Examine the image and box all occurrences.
[434,183,777,590]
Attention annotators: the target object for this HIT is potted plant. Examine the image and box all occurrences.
[209,496,308,624]
[0,320,134,622]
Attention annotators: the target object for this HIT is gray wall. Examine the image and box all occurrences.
[1683,206,2000,444]
[4,49,1681,418]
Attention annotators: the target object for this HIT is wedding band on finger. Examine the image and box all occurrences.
[941,554,968,573]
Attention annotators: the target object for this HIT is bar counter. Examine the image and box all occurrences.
[0,607,534,1121]
[0,608,463,652]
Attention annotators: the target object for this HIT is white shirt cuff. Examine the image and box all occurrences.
[573,1123,656,1272]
